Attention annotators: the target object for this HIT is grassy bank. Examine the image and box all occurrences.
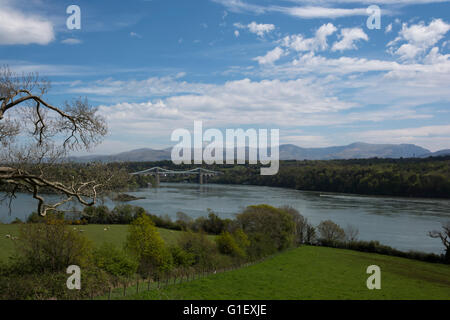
[120,246,450,300]
[0,224,185,261]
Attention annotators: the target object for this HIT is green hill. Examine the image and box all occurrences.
[121,246,450,300]
[0,224,185,261]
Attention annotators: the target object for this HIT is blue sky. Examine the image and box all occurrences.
[1,0,450,154]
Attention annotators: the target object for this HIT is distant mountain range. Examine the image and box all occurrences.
[69,142,450,163]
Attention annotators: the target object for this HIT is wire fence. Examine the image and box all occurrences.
[94,254,277,300]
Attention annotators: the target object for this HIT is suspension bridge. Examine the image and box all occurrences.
[130,167,223,185]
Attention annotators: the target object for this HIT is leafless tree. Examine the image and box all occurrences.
[345,224,359,242]
[0,66,110,216]
[317,220,346,242]
[428,222,450,263]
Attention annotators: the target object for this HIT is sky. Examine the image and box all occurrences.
[0,0,450,154]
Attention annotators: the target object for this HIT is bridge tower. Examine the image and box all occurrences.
[155,168,160,187]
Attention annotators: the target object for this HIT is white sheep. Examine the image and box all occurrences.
[5,234,11,239]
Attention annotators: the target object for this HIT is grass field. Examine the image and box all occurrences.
[2,223,449,299]
[0,224,184,261]
[120,246,450,300]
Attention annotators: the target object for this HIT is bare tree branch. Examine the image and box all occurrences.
[0,66,109,216]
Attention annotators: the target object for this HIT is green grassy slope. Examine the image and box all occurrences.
[0,224,184,261]
[123,246,450,300]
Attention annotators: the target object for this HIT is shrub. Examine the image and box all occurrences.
[190,210,232,234]
[318,239,445,264]
[14,218,93,273]
[93,243,138,280]
[175,212,193,231]
[216,229,249,260]
[177,231,222,269]
[0,267,110,300]
[216,232,241,256]
[82,205,112,224]
[10,217,23,224]
[169,245,195,268]
[112,204,145,224]
[27,210,64,223]
[147,213,182,231]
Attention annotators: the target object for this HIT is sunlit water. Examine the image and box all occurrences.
[1,182,450,254]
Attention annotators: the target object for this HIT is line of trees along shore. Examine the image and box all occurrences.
[210,157,450,199]
[122,156,450,199]
[2,156,449,199]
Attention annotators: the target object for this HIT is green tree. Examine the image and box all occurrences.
[236,204,296,258]
[125,214,171,276]
[279,205,308,245]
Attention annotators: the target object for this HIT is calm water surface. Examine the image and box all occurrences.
[1,182,449,254]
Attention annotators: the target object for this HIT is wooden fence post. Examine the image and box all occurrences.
[108,287,111,300]
[136,277,139,294]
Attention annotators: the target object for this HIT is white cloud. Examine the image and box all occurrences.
[385,23,393,33]
[282,23,337,52]
[247,21,275,37]
[332,27,368,51]
[61,38,82,45]
[85,77,356,138]
[388,19,450,61]
[234,21,275,37]
[213,0,391,18]
[423,46,450,64]
[0,5,54,45]
[234,30,240,37]
[275,6,369,18]
[282,134,331,148]
[69,75,215,98]
[254,47,285,64]
[130,32,142,38]
[212,0,268,14]
[357,125,450,152]
[286,0,448,4]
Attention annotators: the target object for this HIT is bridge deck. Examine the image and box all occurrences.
[131,166,222,175]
